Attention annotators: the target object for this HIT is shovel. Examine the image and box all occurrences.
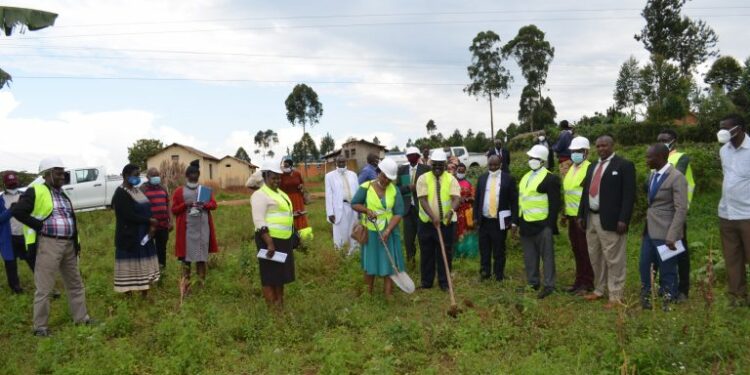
[435,222,460,317]
[369,218,416,294]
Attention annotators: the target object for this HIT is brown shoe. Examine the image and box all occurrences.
[603,300,622,310]
[583,293,603,301]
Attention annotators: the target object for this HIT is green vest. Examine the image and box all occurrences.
[23,184,56,247]
[260,185,294,240]
[418,172,454,224]
[562,160,591,216]
[519,168,550,222]
[361,181,396,232]
[668,151,695,207]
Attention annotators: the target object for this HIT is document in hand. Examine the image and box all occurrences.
[498,210,512,230]
[257,249,288,263]
[197,185,212,203]
[657,240,686,262]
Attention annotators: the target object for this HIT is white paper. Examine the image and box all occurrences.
[498,210,512,230]
[657,240,686,262]
[257,249,288,263]
[140,234,150,246]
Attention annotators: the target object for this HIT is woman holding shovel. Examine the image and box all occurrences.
[351,158,407,298]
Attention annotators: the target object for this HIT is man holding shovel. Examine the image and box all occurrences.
[416,149,461,291]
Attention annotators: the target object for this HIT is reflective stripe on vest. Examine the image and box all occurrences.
[668,152,695,207]
[361,181,396,231]
[260,185,294,240]
[562,160,591,216]
[418,172,454,224]
[519,168,550,222]
[23,184,55,247]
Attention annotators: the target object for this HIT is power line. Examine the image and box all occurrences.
[51,6,750,28]
[9,13,749,40]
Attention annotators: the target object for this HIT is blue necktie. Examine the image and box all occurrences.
[649,173,660,201]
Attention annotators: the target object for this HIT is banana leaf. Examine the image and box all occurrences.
[0,6,57,36]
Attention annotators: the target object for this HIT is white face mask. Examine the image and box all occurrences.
[337,167,347,173]
[283,167,292,173]
[5,188,18,194]
[528,159,542,171]
[488,169,501,177]
[186,182,198,189]
[717,126,739,144]
[538,136,546,142]
[456,173,466,179]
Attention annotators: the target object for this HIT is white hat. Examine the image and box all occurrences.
[260,158,282,174]
[569,136,590,150]
[431,149,447,162]
[245,169,264,189]
[526,145,549,160]
[405,146,420,156]
[39,157,65,173]
[378,158,399,181]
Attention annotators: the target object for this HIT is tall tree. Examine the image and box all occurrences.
[1,7,58,89]
[319,132,336,156]
[464,30,513,137]
[447,129,464,146]
[425,119,437,135]
[406,138,414,148]
[285,83,323,174]
[614,56,643,117]
[253,129,279,160]
[634,0,718,76]
[503,24,555,131]
[705,56,743,93]
[291,133,320,163]
[372,136,381,145]
[234,147,251,163]
[639,55,691,122]
[127,139,164,171]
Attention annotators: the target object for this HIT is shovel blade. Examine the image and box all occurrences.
[390,272,416,294]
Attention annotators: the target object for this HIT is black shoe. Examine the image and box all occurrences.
[11,286,24,294]
[674,293,688,303]
[439,285,449,292]
[564,285,579,294]
[537,287,554,299]
[52,290,62,299]
[641,298,653,310]
[531,284,540,291]
[33,328,51,337]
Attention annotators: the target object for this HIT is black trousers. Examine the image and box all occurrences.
[677,223,690,296]
[418,221,455,289]
[402,209,419,261]
[153,228,169,268]
[478,218,508,280]
[3,235,34,290]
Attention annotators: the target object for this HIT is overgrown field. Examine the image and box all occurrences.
[1,143,748,374]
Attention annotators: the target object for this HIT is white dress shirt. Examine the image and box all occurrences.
[719,134,750,220]
[482,172,502,218]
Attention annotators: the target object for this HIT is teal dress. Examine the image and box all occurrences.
[351,185,406,277]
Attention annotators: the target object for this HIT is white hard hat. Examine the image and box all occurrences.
[526,145,549,160]
[405,146,420,156]
[431,149,447,162]
[245,169,264,188]
[378,158,399,181]
[569,136,590,150]
[260,158,282,174]
[39,157,65,173]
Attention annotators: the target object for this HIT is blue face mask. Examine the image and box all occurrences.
[149,176,161,185]
[571,152,585,164]
[127,176,141,186]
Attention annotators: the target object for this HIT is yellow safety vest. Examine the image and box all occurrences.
[668,151,695,207]
[23,184,56,247]
[562,160,591,216]
[260,185,294,240]
[361,181,396,231]
[418,172,454,224]
[519,168,550,222]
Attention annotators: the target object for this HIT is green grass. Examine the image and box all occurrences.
[1,144,749,374]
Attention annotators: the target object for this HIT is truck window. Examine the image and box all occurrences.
[453,148,466,157]
[75,169,99,183]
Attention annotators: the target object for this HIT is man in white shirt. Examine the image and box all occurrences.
[325,156,360,255]
[717,114,750,306]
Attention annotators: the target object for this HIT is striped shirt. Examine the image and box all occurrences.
[41,188,75,238]
[141,184,170,229]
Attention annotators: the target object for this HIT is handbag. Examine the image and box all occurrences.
[351,222,368,245]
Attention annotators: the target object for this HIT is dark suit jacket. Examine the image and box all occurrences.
[578,154,636,232]
[473,171,519,229]
[396,163,431,216]
[486,148,511,172]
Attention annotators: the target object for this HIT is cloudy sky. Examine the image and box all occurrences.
[1,0,747,173]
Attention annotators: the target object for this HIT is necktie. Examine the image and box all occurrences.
[410,167,416,185]
[649,173,660,200]
[436,177,444,224]
[488,174,498,218]
[589,161,606,197]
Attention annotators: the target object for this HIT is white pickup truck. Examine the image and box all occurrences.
[430,146,487,168]
[25,167,131,212]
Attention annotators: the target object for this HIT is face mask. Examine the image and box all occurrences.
[538,136,546,142]
[717,126,738,144]
[5,188,18,194]
[663,140,674,151]
[337,167,347,173]
[488,169,501,177]
[149,176,161,185]
[528,159,542,171]
[186,182,198,189]
[571,152,585,164]
[456,173,466,180]
[127,176,141,186]
[283,167,292,173]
